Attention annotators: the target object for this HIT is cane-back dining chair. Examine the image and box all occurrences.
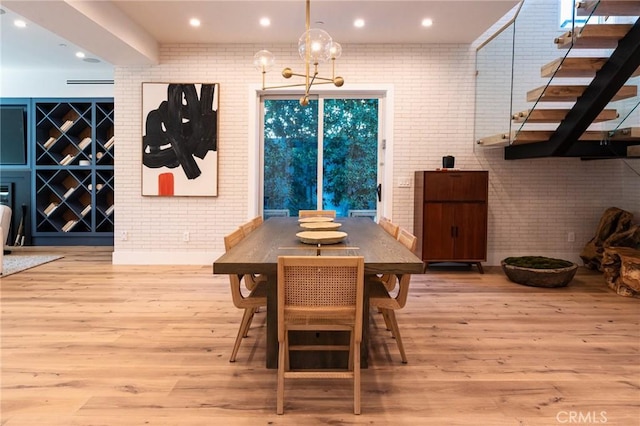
[276,255,365,415]
[368,228,418,364]
[298,209,337,218]
[224,227,268,362]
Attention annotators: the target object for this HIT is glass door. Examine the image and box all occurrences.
[262,96,380,219]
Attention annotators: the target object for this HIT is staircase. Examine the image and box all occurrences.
[476,0,640,160]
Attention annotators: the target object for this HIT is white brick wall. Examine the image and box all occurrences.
[111,0,639,265]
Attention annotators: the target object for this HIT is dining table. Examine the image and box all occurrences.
[213,216,425,369]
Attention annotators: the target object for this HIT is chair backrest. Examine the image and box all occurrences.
[251,216,264,227]
[394,228,417,309]
[379,217,399,238]
[397,227,418,253]
[298,209,337,218]
[224,228,250,308]
[240,221,255,237]
[0,205,11,246]
[277,256,364,342]
[224,227,244,251]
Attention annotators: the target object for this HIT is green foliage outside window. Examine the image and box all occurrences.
[263,98,378,217]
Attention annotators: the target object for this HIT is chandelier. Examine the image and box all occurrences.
[253,0,344,106]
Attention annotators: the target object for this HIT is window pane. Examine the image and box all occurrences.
[263,99,318,217]
[323,99,378,218]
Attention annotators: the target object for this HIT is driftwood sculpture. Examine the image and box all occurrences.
[602,247,640,298]
[580,207,640,271]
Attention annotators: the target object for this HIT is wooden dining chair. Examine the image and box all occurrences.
[251,215,264,227]
[276,255,364,415]
[224,228,268,362]
[368,228,418,364]
[298,209,336,218]
[378,216,399,238]
[381,227,419,292]
[241,216,264,237]
[376,217,400,291]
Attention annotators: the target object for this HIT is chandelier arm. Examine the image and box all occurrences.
[260,82,312,90]
[308,76,335,82]
[253,0,344,104]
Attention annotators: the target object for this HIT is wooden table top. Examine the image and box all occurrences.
[213,217,425,276]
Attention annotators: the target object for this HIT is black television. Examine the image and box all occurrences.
[0,105,28,165]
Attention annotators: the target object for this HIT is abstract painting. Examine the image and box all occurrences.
[142,82,219,196]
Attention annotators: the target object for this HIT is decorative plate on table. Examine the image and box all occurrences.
[300,222,342,231]
[296,231,348,245]
[298,216,334,223]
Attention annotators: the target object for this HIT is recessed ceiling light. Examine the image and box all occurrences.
[260,17,271,27]
[14,19,26,28]
[422,18,433,27]
[189,18,201,27]
[354,18,365,28]
[76,51,86,58]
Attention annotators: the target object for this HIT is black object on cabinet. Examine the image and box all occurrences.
[414,170,488,273]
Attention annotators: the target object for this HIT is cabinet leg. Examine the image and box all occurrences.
[475,262,484,274]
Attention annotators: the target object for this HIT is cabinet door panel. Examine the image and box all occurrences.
[453,203,487,261]
[423,203,455,260]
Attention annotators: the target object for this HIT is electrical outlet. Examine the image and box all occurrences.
[183,231,190,242]
[121,230,128,241]
[567,231,575,242]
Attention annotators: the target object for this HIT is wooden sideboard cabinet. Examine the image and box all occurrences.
[413,170,488,273]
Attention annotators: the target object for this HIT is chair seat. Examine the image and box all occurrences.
[243,280,268,307]
[368,278,400,310]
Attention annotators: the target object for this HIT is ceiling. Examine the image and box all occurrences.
[0,0,519,71]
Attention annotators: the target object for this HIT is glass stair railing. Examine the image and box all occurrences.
[475,0,640,159]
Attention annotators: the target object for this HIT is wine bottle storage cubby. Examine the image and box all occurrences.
[33,99,114,242]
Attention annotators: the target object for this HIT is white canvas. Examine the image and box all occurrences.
[141,82,219,196]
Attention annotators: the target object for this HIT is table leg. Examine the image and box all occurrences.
[266,274,278,369]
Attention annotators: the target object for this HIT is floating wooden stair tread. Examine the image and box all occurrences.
[555,24,633,49]
[577,1,640,17]
[541,57,640,78]
[512,108,618,123]
[527,84,637,102]
[609,126,640,140]
[476,132,513,147]
[478,127,640,147]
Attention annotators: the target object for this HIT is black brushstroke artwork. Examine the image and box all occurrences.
[143,83,217,180]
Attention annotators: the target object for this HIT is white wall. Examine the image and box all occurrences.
[111,37,638,265]
[4,0,637,265]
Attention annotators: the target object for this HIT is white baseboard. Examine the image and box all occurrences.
[112,250,221,265]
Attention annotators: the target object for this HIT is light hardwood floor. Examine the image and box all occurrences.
[1,248,638,425]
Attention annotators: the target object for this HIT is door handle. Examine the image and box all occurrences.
[376,184,382,202]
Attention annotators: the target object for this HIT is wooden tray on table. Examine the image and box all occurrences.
[296,231,347,245]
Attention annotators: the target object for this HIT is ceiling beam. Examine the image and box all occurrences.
[3,0,159,65]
